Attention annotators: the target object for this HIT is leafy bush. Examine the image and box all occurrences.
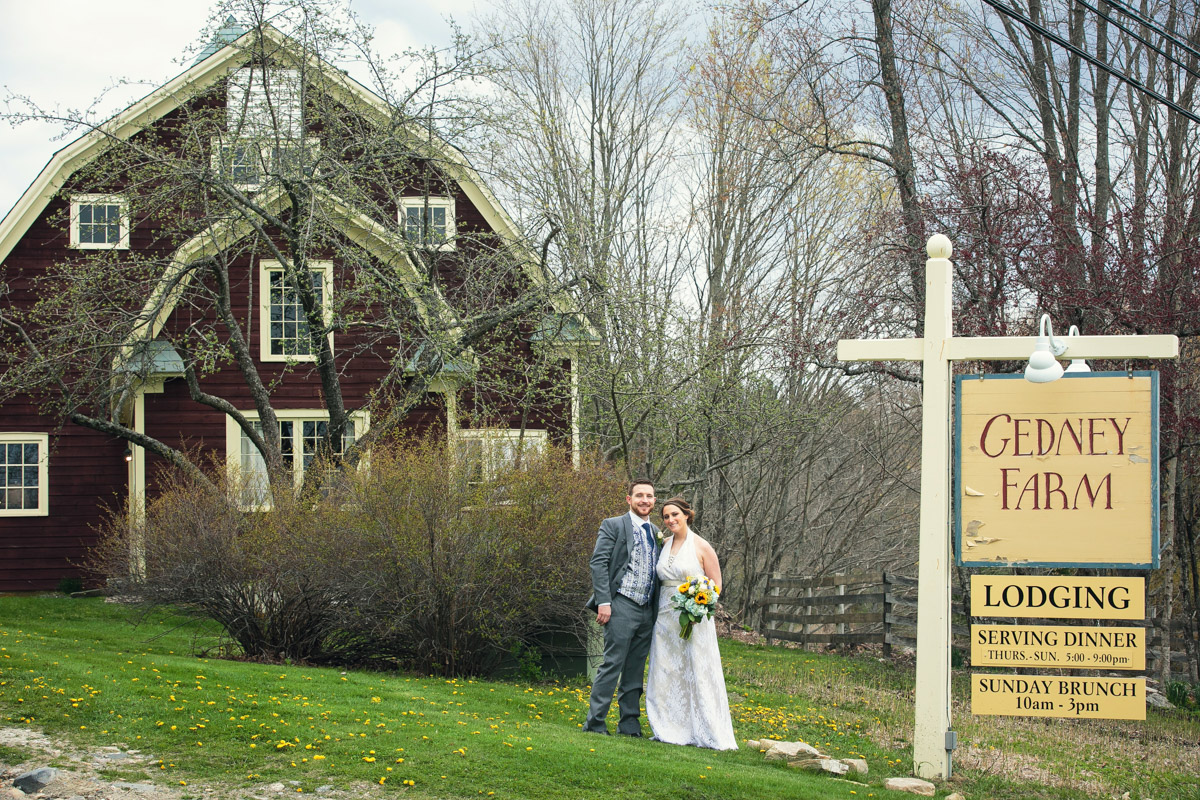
[90,439,623,676]
[1165,680,1198,710]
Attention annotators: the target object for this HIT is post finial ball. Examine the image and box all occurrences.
[927,234,953,260]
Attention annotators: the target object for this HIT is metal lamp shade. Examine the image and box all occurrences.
[1024,340,1064,383]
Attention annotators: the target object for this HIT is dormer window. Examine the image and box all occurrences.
[70,195,129,249]
[399,197,455,250]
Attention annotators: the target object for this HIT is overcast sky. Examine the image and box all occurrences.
[0,0,476,214]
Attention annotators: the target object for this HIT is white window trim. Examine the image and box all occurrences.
[69,194,130,250]
[259,260,333,363]
[455,428,548,483]
[398,196,456,251]
[225,409,370,511]
[210,136,322,192]
[210,137,267,192]
[0,433,49,517]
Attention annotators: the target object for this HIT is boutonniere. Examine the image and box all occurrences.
[655,531,665,546]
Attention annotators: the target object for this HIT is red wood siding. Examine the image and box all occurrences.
[0,79,570,592]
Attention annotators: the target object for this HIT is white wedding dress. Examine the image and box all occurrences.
[645,532,738,750]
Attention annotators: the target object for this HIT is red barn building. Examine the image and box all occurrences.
[0,21,585,591]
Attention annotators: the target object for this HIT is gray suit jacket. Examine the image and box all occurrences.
[586,514,661,611]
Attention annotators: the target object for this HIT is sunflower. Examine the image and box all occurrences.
[695,591,710,605]
[678,583,690,594]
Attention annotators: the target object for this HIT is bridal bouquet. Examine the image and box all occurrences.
[669,576,720,640]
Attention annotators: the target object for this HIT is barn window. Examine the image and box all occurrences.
[259,260,332,362]
[214,141,263,187]
[70,195,129,249]
[216,68,312,190]
[211,137,319,190]
[454,429,547,483]
[0,433,49,516]
[228,411,366,510]
[399,196,455,250]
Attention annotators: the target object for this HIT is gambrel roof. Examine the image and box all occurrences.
[0,23,576,320]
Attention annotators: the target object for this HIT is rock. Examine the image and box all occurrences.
[843,758,868,775]
[1146,691,1175,709]
[13,768,57,794]
[98,752,133,761]
[69,589,105,598]
[946,793,966,800]
[314,786,335,795]
[763,741,822,760]
[883,777,936,796]
[268,783,287,792]
[787,757,849,775]
[6,789,27,800]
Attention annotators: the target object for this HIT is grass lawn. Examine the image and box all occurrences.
[1,595,1197,799]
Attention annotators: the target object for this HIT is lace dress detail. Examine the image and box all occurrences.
[645,533,738,750]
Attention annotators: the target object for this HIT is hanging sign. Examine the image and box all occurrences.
[955,372,1158,568]
[971,675,1145,720]
[970,575,1145,619]
[971,624,1145,670]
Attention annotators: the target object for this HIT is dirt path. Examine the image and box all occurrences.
[0,727,369,800]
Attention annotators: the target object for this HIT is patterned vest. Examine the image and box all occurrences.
[618,519,656,605]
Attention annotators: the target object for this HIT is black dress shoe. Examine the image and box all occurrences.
[619,731,644,737]
[584,728,611,735]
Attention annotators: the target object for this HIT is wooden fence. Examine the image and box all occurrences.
[759,571,1196,680]
[758,571,965,656]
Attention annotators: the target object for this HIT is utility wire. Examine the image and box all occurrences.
[1075,0,1200,82]
[981,0,1200,125]
[1101,0,1200,64]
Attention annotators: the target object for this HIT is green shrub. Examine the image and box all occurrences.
[1165,680,1197,709]
[90,439,624,676]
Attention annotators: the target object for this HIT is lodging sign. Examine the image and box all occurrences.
[970,575,1145,620]
[954,372,1159,568]
[970,575,1148,718]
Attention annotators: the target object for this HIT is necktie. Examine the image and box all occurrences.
[642,522,655,549]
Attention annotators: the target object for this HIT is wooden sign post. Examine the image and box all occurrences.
[836,235,1178,779]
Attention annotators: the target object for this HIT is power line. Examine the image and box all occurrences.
[1075,0,1200,83]
[1101,0,1200,64]
[981,0,1200,125]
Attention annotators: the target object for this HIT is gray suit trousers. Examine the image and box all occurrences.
[585,593,656,735]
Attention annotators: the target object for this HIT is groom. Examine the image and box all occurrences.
[584,479,661,736]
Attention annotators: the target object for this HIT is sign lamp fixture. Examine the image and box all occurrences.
[1064,325,1091,373]
[1023,313,1068,383]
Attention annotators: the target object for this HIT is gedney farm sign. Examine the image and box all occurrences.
[954,372,1158,568]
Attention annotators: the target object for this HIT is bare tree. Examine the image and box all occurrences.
[0,0,576,498]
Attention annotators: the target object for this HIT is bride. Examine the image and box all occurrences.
[645,496,738,750]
